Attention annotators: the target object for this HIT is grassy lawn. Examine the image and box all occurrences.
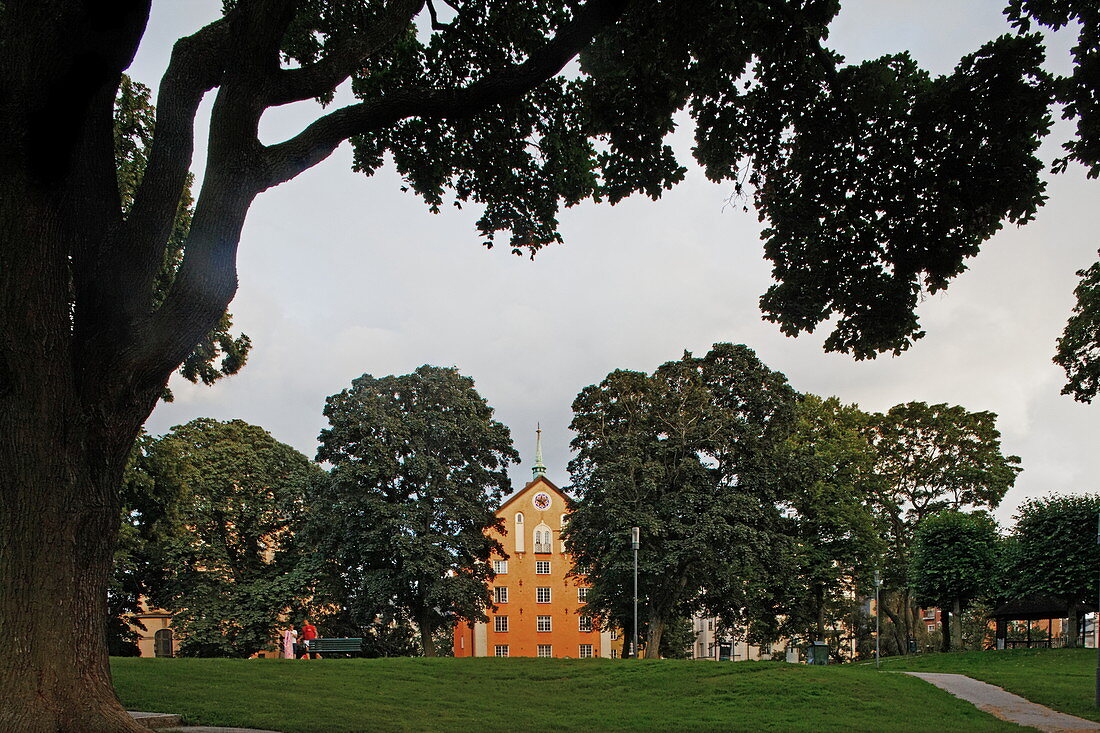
[882,647,1099,723]
[112,657,1024,732]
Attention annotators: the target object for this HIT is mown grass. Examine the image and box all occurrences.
[112,656,1024,732]
[883,647,1099,723]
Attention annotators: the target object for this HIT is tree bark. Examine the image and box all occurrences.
[644,615,665,658]
[950,599,962,651]
[418,610,437,657]
[940,607,951,652]
[1066,606,1080,648]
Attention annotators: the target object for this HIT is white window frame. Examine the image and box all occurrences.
[492,560,508,575]
[535,560,551,575]
[579,615,594,633]
[494,586,508,604]
[536,587,551,603]
[494,645,509,657]
[577,587,589,603]
[610,629,618,640]
[537,644,553,658]
[579,644,594,658]
[494,616,509,633]
[537,615,552,632]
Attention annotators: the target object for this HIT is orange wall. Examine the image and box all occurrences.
[454,477,602,658]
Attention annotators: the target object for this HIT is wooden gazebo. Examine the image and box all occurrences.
[990,597,1095,649]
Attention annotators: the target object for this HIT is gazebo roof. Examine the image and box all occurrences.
[990,596,1096,621]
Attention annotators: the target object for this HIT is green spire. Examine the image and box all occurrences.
[532,423,547,479]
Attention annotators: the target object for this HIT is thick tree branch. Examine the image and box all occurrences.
[269,0,426,106]
[260,0,630,188]
[124,18,231,294]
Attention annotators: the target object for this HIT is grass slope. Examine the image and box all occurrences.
[883,647,1099,723]
[112,657,1022,733]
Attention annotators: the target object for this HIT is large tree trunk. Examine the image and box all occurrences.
[418,610,437,657]
[950,599,963,651]
[1066,606,1080,648]
[882,592,906,654]
[0,389,151,731]
[940,607,951,652]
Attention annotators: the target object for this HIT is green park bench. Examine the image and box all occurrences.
[305,638,364,657]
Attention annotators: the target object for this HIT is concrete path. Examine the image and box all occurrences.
[129,711,281,733]
[903,672,1100,732]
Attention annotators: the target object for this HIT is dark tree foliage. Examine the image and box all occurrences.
[146,419,321,658]
[1055,253,1100,403]
[1,0,1095,727]
[869,401,1020,653]
[910,510,1000,651]
[778,394,883,644]
[1009,493,1100,648]
[106,430,185,656]
[564,343,798,655]
[311,365,518,657]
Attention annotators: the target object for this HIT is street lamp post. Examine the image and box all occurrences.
[874,570,882,670]
[1086,510,1095,704]
[632,526,640,660]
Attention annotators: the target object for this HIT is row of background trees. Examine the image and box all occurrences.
[112,344,1095,660]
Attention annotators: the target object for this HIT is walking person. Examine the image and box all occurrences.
[299,618,320,659]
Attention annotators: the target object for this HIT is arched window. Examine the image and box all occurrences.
[154,628,174,658]
[534,523,552,553]
[514,513,525,552]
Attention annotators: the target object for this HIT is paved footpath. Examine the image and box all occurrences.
[129,711,282,732]
[904,672,1100,732]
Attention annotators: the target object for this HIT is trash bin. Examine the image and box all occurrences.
[808,641,829,665]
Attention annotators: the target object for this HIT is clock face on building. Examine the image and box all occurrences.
[532,492,552,511]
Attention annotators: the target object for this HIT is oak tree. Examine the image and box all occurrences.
[144,418,321,657]
[779,394,883,646]
[564,343,798,655]
[311,365,517,657]
[0,0,1089,727]
[869,402,1020,652]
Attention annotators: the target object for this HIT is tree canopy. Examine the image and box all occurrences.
[2,0,1098,728]
[1009,493,1100,647]
[311,365,518,657]
[564,343,798,655]
[910,510,1001,651]
[868,401,1019,653]
[144,418,321,658]
[778,394,882,645]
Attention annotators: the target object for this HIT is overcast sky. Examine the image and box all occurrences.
[136,1,1097,525]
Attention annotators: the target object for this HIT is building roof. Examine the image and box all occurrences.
[497,474,570,514]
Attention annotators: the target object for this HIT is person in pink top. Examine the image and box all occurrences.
[281,627,297,659]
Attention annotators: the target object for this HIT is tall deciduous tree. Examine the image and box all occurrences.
[869,402,1020,653]
[910,510,1000,651]
[0,1,1091,727]
[564,343,797,655]
[146,419,321,658]
[311,365,517,657]
[780,394,883,645]
[1009,493,1100,648]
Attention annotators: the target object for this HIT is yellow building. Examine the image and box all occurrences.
[454,430,613,658]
